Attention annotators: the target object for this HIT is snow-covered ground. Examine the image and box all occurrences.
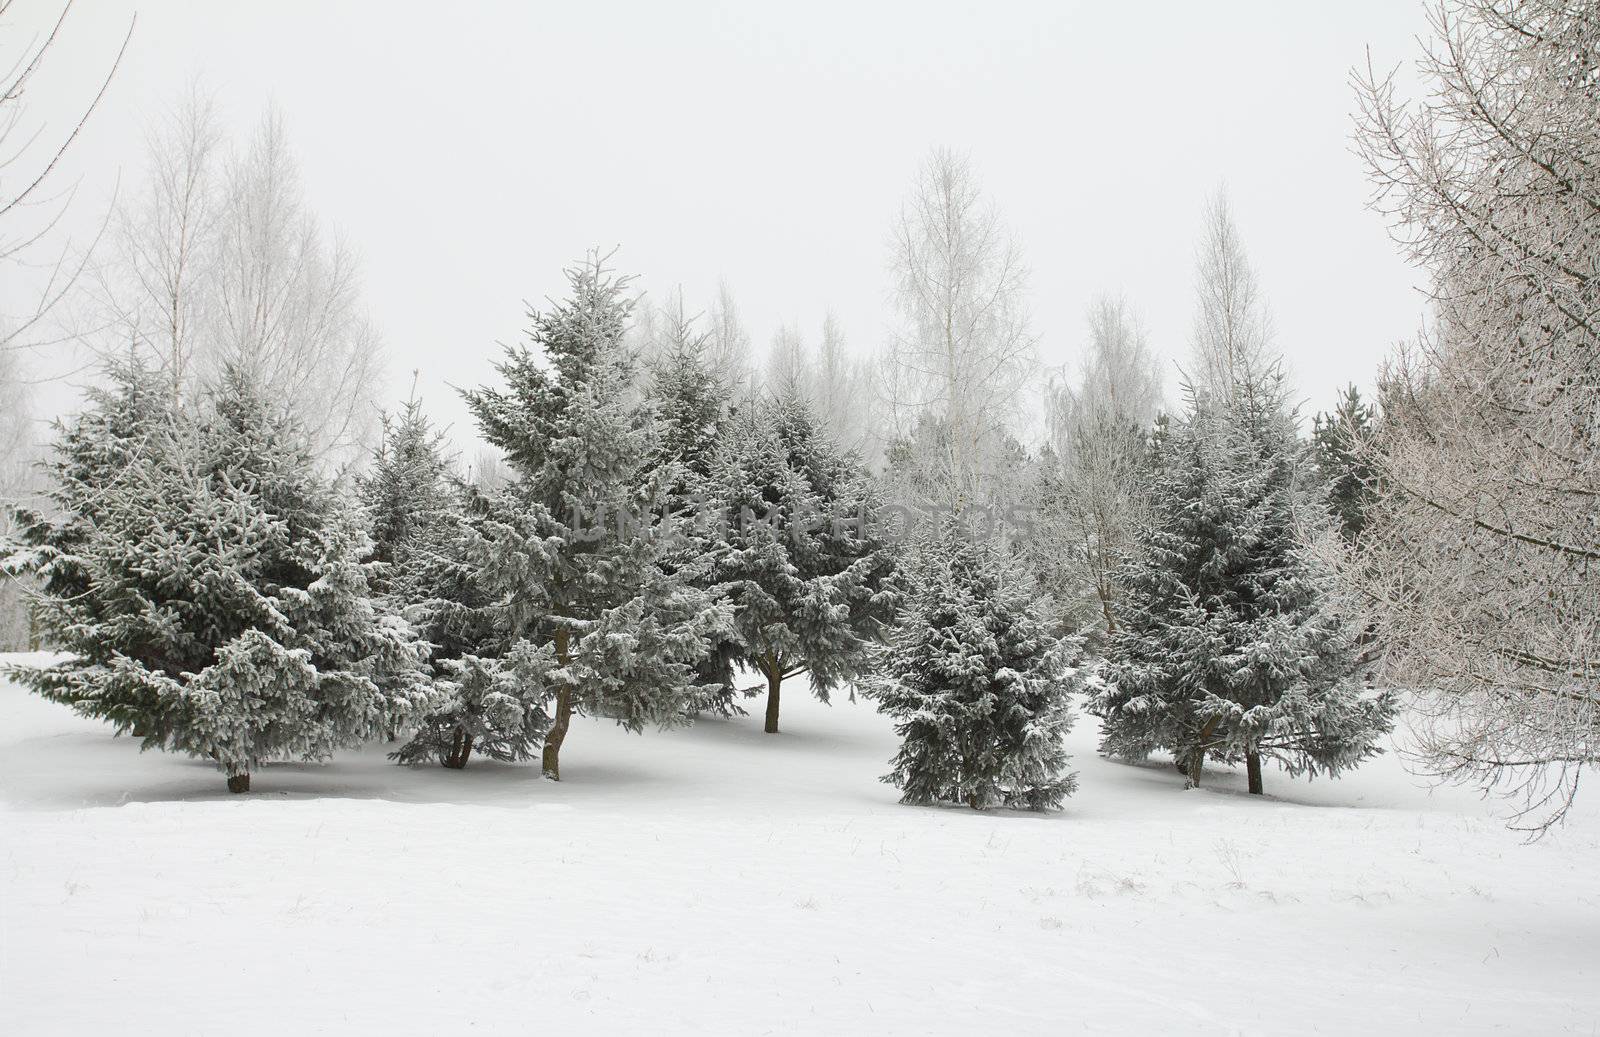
[2,655,1596,1035]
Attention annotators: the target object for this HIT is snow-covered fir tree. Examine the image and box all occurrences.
[1088,383,1395,793]
[865,516,1076,810]
[443,252,733,780]
[1311,384,1376,543]
[360,382,459,595]
[383,483,559,769]
[3,361,434,792]
[3,351,173,709]
[648,306,728,489]
[705,384,898,734]
[641,308,752,716]
[354,390,551,770]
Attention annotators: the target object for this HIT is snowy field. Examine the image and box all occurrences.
[2,654,1596,1036]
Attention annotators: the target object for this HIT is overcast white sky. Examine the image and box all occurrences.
[9,0,1432,450]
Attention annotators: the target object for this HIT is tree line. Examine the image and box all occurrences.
[0,0,1593,830]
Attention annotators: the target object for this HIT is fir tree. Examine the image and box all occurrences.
[3,363,433,792]
[388,491,554,769]
[648,315,728,492]
[866,517,1076,810]
[1310,384,1376,543]
[644,312,747,717]
[452,252,732,779]
[1088,386,1395,794]
[706,384,898,734]
[360,381,459,594]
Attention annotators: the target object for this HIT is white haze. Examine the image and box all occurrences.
[3,0,1429,451]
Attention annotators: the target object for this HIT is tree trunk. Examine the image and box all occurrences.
[1184,719,1219,790]
[1246,749,1263,795]
[442,726,473,770]
[542,627,573,780]
[226,772,250,794]
[763,660,782,734]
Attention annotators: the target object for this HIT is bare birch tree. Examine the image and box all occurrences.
[807,311,871,455]
[91,83,221,407]
[1033,295,1163,633]
[705,279,754,399]
[209,108,382,463]
[881,147,1036,507]
[1188,190,1275,407]
[1350,0,1600,832]
[764,321,810,397]
[86,99,384,465]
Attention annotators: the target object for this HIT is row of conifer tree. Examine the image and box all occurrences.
[2,255,1392,806]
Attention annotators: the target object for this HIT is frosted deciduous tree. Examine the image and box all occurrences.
[706,280,755,400]
[91,97,384,465]
[94,84,222,406]
[1188,191,1275,408]
[808,312,871,456]
[1030,295,1163,634]
[764,322,810,397]
[210,110,383,463]
[882,147,1036,507]
[1351,0,1600,830]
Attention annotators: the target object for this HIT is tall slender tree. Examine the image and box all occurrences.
[459,252,732,779]
[880,147,1037,508]
[1030,295,1164,635]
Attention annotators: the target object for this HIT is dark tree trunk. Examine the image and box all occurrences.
[442,726,474,770]
[1246,749,1264,795]
[226,772,250,794]
[763,660,782,734]
[542,627,574,780]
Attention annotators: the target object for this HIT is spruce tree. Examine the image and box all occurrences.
[3,363,433,792]
[648,316,727,492]
[387,491,556,769]
[705,385,897,734]
[1088,386,1395,793]
[866,517,1076,810]
[360,384,458,593]
[454,253,732,779]
[1310,384,1376,543]
[644,313,747,716]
